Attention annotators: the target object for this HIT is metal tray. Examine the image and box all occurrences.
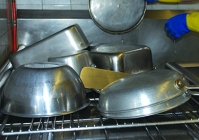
[9,24,89,69]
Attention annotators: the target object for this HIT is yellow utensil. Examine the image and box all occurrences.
[80,67,131,89]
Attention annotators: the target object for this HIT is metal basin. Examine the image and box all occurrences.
[9,24,89,69]
[1,62,90,118]
[90,43,153,74]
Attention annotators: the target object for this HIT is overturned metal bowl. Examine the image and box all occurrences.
[1,62,90,118]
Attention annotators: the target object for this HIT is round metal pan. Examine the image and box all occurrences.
[97,69,199,119]
[89,0,146,34]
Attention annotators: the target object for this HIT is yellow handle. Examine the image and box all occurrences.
[80,67,131,89]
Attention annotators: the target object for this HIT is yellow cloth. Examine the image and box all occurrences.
[187,12,199,33]
[159,0,181,2]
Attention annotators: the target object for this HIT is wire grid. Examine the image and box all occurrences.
[0,97,199,140]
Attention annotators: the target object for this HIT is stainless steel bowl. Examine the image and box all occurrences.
[1,62,90,118]
[48,50,95,75]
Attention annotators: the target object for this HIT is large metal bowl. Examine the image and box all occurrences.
[1,62,90,117]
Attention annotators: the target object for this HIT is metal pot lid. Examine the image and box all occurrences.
[98,69,190,112]
[89,0,146,34]
[99,93,191,119]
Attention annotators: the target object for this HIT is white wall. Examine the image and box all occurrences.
[10,0,199,10]
[147,1,199,10]
[15,0,89,10]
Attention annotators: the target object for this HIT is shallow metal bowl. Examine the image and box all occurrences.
[1,62,90,117]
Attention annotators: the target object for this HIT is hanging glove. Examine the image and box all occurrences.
[164,13,190,40]
[165,12,199,40]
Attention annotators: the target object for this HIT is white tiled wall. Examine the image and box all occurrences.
[147,2,199,10]
[12,0,199,10]
[16,0,88,10]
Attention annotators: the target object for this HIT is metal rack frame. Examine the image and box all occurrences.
[1,97,199,140]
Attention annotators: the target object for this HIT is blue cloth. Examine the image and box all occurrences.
[146,0,158,4]
[165,13,190,40]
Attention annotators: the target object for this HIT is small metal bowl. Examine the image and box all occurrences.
[1,62,90,118]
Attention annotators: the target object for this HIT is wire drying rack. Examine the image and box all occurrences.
[1,94,199,140]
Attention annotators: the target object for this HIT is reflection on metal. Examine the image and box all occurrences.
[144,10,199,19]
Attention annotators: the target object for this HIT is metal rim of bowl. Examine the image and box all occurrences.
[2,99,91,118]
